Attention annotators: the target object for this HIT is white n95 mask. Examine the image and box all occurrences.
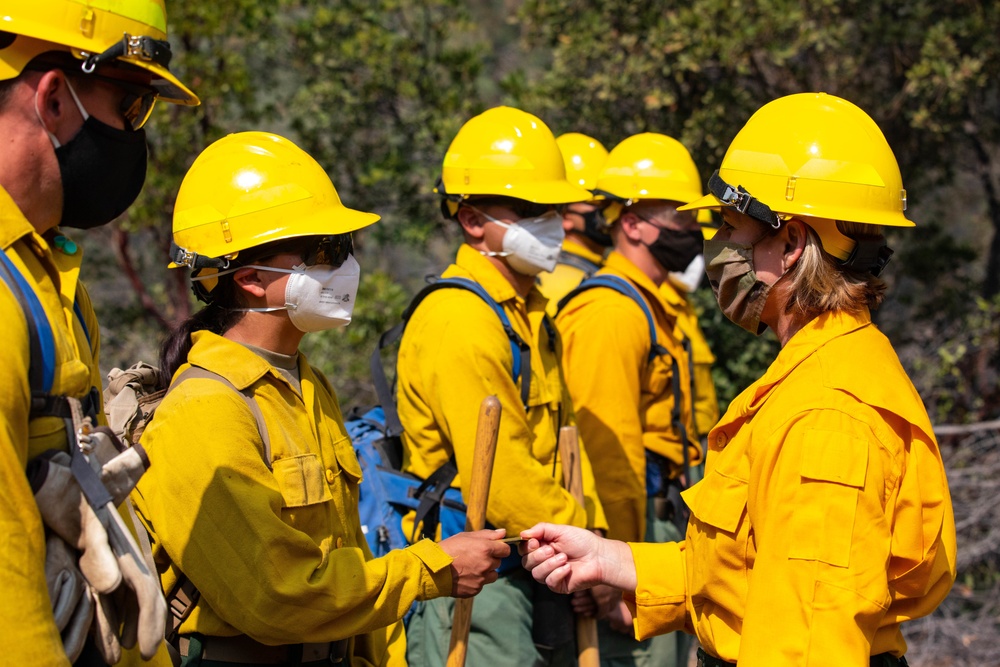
[221,255,361,333]
[480,210,565,276]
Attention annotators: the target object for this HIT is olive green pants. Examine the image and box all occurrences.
[406,567,576,667]
[597,500,690,667]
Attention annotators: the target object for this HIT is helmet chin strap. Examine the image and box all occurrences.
[708,171,781,229]
[710,171,893,276]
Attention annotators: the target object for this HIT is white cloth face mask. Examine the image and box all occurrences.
[212,254,361,332]
[479,209,565,275]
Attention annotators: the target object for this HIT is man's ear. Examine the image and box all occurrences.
[34,69,76,140]
[233,266,267,299]
[618,211,644,242]
[456,205,486,240]
[782,219,808,271]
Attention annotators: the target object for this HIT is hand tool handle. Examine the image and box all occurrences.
[446,395,502,667]
[559,425,600,667]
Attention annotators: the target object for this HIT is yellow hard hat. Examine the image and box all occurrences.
[595,133,704,203]
[556,132,608,190]
[594,133,704,223]
[680,93,912,257]
[437,106,591,212]
[0,0,198,107]
[169,132,378,270]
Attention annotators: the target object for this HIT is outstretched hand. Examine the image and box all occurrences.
[519,523,637,595]
[439,528,511,598]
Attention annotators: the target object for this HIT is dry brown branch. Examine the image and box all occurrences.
[903,424,1000,666]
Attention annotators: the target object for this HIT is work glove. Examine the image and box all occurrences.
[44,533,95,663]
[79,425,150,505]
[80,427,166,663]
[29,451,122,594]
[30,446,167,663]
[91,496,168,662]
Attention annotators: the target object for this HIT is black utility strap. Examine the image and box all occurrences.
[410,457,462,542]
[708,170,780,229]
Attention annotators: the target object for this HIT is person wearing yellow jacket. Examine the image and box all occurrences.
[398,107,608,667]
[555,133,704,667]
[537,133,612,315]
[0,2,199,664]
[660,275,720,443]
[132,132,508,667]
[520,93,956,667]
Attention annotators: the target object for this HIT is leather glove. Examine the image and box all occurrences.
[99,500,168,661]
[79,430,166,663]
[79,426,149,505]
[29,451,122,594]
[44,533,94,663]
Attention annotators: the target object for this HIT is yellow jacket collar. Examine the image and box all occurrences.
[731,309,872,417]
[604,250,662,297]
[0,186,33,251]
[453,243,522,304]
[187,330,281,391]
[562,238,605,266]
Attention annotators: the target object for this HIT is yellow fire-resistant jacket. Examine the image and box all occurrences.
[132,331,454,666]
[0,186,105,666]
[537,237,606,317]
[555,251,701,542]
[660,277,720,439]
[626,309,957,665]
[396,245,607,539]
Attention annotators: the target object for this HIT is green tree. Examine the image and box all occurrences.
[82,0,488,390]
[509,0,999,415]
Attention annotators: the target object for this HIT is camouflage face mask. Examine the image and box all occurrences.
[703,238,773,336]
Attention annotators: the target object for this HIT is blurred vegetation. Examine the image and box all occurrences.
[74,1,998,661]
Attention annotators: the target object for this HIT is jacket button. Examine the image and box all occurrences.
[716,431,728,447]
[325,468,336,483]
[336,537,343,549]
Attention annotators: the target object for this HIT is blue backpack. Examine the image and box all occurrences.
[347,277,533,557]
[557,274,692,528]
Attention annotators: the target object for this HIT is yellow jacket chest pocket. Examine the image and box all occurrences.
[273,454,335,508]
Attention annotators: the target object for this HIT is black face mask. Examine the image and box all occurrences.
[580,208,613,247]
[645,226,704,272]
[56,116,148,229]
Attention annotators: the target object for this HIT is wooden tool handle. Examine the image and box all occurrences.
[446,395,502,667]
[559,425,600,667]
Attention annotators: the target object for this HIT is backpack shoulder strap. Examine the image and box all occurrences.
[561,275,694,488]
[557,249,601,278]
[1,250,100,421]
[169,366,273,469]
[558,274,667,363]
[0,249,56,397]
[372,277,532,437]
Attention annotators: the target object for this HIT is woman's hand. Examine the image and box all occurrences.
[519,523,636,594]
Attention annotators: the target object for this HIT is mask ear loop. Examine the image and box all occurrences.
[466,206,514,259]
[34,76,91,150]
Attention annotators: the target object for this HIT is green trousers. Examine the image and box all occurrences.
[406,567,576,667]
[597,500,691,667]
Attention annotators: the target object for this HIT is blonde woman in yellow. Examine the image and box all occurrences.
[520,94,956,667]
[132,132,508,667]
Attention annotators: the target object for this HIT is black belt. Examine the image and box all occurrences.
[179,634,349,664]
[697,648,909,667]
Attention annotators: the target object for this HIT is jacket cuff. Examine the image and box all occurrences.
[623,541,688,640]
[407,538,454,599]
